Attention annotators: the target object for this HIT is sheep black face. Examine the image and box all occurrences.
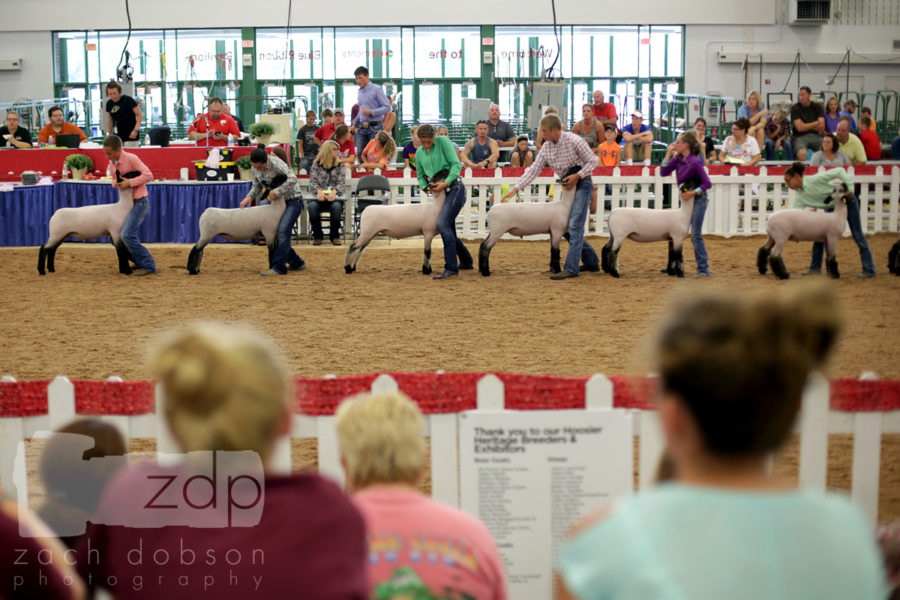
[889,238,900,275]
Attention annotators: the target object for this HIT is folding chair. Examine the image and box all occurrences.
[352,174,392,239]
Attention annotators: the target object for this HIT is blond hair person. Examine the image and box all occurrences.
[309,140,347,245]
[76,324,369,599]
[336,392,508,599]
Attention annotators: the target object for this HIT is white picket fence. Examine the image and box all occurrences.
[343,163,900,239]
[2,372,898,526]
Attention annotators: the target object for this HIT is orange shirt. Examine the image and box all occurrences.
[362,139,388,170]
[37,122,87,145]
[598,140,620,167]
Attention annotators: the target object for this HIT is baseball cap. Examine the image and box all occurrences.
[631,110,643,118]
[843,99,857,107]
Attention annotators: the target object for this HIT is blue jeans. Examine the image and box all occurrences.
[271,198,305,274]
[355,122,383,159]
[764,137,794,161]
[436,180,472,274]
[892,136,900,160]
[809,194,875,275]
[563,178,600,274]
[307,199,344,241]
[121,197,155,272]
[691,190,710,275]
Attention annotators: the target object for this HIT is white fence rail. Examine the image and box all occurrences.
[2,373,898,526]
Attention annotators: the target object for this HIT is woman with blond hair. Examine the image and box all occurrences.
[76,324,369,599]
[336,391,507,599]
[737,90,769,150]
[558,282,887,600]
[308,140,347,245]
[359,129,396,171]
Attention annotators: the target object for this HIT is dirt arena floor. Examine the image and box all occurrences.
[2,233,899,521]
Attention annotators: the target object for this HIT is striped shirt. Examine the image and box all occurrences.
[513,131,599,191]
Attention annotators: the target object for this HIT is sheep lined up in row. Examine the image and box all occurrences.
[757,184,851,280]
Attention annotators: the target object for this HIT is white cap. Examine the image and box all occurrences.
[631,110,643,119]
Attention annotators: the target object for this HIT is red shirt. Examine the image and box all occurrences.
[187,113,240,146]
[593,102,619,131]
[858,129,882,160]
[337,137,356,159]
[315,122,336,143]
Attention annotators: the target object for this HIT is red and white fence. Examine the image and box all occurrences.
[2,372,898,526]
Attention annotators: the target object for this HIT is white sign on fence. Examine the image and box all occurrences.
[459,408,633,600]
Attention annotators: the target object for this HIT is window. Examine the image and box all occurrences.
[414,27,480,79]
[256,28,324,80]
[495,27,572,79]
[334,27,401,79]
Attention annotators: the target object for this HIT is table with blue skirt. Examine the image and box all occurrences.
[0,180,253,246]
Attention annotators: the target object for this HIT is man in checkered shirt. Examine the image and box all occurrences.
[501,114,600,279]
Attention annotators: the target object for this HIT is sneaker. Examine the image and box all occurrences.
[330,239,342,246]
[259,268,285,276]
[550,270,578,280]
[433,271,458,280]
[859,272,876,278]
[696,272,710,278]
[130,269,155,276]
[313,239,323,246]
[287,262,307,272]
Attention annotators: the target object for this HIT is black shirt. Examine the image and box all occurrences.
[0,126,32,147]
[106,95,139,140]
[790,101,824,132]
[487,119,516,143]
[297,124,319,156]
[231,115,245,133]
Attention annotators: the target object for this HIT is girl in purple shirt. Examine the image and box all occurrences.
[661,131,713,276]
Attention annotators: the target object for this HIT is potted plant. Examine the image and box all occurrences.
[64,154,94,180]
[235,155,254,181]
[249,122,275,146]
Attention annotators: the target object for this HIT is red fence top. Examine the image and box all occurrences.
[1,374,897,418]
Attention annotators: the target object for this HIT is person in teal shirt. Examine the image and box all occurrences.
[783,162,875,276]
[415,124,472,279]
[558,283,888,600]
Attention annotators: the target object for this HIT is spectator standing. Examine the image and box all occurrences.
[308,140,347,246]
[38,105,87,145]
[692,117,717,165]
[809,133,850,167]
[461,120,500,169]
[336,391,508,600]
[500,114,601,279]
[824,97,842,133]
[352,66,392,157]
[598,125,621,206]
[718,118,761,166]
[790,86,825,161]
[105,80,142,145]
[187,97,240,147]
[402,126,421,170]
[103,135,156,275]
[737,90,768,151]
[839,99,858,132]
[858,116,882,160]
[621,111,653,166]
[359,130,396,171]
[764,109,794,161]
[558,281,887,600]
[592,90,619,135]
[487,103,516,147]
[296,110,319,172]
[0,111,33,148]
[836,117,867,165]
[510,135,535,168]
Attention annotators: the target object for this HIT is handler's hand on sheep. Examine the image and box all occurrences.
[116,179,131,191]
[680,189,697,202]
[500,187,518,202]
[239,196,253,209]
[562,174,580,190]
[429,181,448,194]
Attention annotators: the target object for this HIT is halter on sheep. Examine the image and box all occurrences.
[757,183,851,280]
[37,170,142,276]
[600,189,695,278]
[186,173,288,274]
[344,191,446,274]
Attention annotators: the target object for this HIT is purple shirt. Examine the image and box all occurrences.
[660,153,711,192]
[354,83,391,126]
[824,113,842,133]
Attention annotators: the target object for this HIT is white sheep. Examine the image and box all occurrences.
[186,198,285,274]
[478,188,575,276]
[38,188,135,276]
[757,184,851,279]
[344,192,446,274]
[601,195,695,278]
[889,235,900,276]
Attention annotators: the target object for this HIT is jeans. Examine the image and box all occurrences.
[764,137,794,161]
[892,136,900,160]
[121,197,156,272]
[436,180,472,274]
[563,178,600,274]
[809,194,875,275]
[307,199,344,241]
[690,190,710,275]
[271,198,305,274]
[298,156,314,173]
[354,122,383,159]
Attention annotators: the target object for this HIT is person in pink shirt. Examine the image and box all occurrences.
[336,391,508,600]
[103,135,156,275]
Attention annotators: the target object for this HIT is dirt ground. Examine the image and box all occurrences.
[2,233,899,520]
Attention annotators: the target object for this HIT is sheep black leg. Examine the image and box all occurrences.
[674,247,684,278]
[769,255,790,279]
[826,255,840,279]
[610,249,620,278]
[186,245,204,275]
[549,247,561,274]
[478,242,491,277]
[46,244,60,274]
[757,244,771,275]
[422,248,432,275]
[666,240,676,276]
[601,238,613,274]
[888,239,900,275]
[116,241,133,275]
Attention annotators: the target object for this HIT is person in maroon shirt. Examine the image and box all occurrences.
[75,324,369,599]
